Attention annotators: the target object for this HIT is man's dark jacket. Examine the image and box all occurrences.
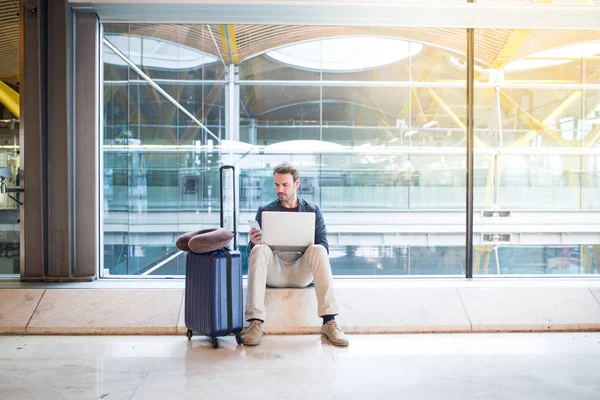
[248,197,329,255]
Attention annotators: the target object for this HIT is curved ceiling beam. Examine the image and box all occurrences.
[220,24,239,65]
[0,80,19,118]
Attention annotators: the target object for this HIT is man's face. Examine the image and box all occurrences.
[274,173,299,203]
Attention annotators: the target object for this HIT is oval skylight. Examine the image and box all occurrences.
[504,41,600,72]
[266,37,422,72]
[103,35,218,70]
[449,41,600,73]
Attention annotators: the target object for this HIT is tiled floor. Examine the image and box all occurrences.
[1,333,599,399]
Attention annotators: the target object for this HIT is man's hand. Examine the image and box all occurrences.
[249,228,262,246]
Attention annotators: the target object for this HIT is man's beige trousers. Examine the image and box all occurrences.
[245,244,339,321]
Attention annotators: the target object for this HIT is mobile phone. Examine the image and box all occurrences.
[248,220,261,232]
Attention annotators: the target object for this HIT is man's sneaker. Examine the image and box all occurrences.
[243,320,263,346]
[321,320,349,347]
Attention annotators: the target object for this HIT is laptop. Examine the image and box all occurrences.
[261,211,315,252]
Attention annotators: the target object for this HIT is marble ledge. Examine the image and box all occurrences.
[25,289,183,335]
[24,326,180,335]
[0,289,45,334]
[1,286,600,335]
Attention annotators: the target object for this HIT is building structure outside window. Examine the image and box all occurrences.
[101,23,600,278]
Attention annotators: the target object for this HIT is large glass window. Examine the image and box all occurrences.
[101,24,468,277]
[0,0,20,277]
[102,24,226,277]
[0,120,20,276]
[237,29,468,277]
[473,30,600,275]
[100,23,599,277]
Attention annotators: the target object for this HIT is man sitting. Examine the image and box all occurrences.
[243,163,349,347]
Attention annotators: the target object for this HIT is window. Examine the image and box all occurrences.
[101,24,599,277]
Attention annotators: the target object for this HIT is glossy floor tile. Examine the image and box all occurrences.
[0,333,599,399]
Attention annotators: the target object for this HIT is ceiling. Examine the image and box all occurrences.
[0,0,18,84]
[2,1,600,86]
[108,24,600,69]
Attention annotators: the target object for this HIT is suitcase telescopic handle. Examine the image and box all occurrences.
[219,165,237,250]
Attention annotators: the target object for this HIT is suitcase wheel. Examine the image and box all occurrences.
[211,337,220,349]
[186,329,193,341]
[235,332,243,345]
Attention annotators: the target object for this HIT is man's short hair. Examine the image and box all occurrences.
[273,163,300,182]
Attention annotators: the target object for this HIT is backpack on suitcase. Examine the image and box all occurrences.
[184,165,244,348]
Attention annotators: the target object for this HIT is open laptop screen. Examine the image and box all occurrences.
[261,211,315,252]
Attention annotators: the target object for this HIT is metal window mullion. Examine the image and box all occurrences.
[228,64,234,141]
[126,23,132,277]
[319,77,323,142]
[408,42,412,148]
[73,12,99,279]
[98,22,105,278]
[320,40,323,143]
[466,24,475,279]
[580,55,585,211]
[47,0,73,278]
[20,0,47,279]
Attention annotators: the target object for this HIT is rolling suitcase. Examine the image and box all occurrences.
[185,165,244,348]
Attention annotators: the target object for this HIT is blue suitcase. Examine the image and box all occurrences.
[185,165,244,348]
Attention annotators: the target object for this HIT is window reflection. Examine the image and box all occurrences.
[101,24,600,277]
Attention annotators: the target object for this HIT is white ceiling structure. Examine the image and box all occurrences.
[1,1,600,84]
